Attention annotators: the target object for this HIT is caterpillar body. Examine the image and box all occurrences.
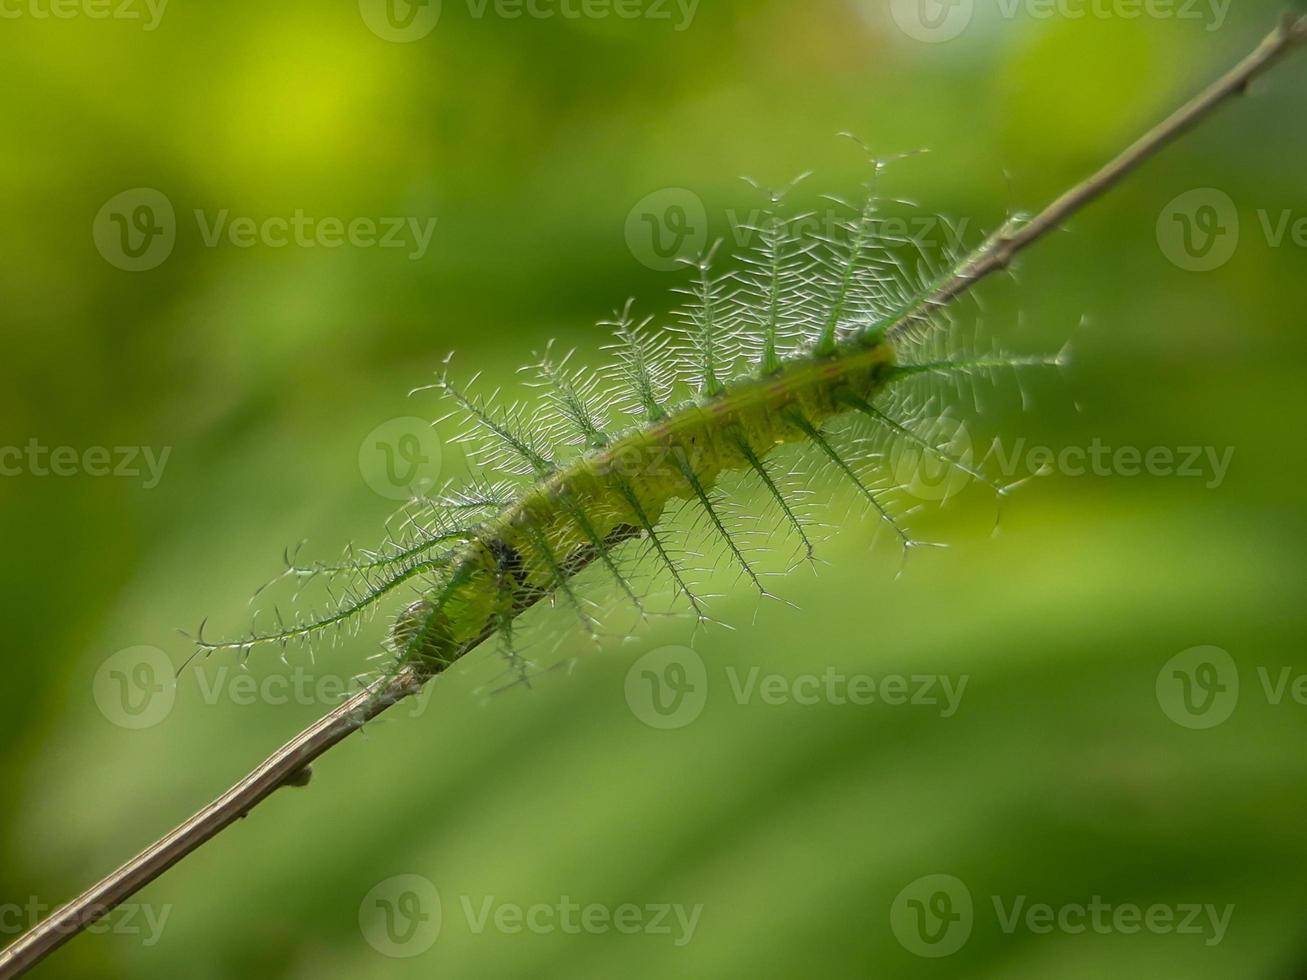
[195,167,1063,687]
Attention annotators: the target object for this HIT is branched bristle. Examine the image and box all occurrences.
[671,243,740,398]
[524,342,614,449]
[734,176,818,376]
[197,554,452,657]
[811,187,883,357]
[601,300,674,422]
[732,434,815,561]
[784,407,913,552]
[671,446,769,597]
[842,392,1004,497]
[419,361,553,477]
[611,476,708,621]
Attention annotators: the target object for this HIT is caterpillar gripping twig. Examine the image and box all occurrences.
[199,175,1061,681]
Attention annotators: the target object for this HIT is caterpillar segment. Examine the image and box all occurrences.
[393,341,898,669]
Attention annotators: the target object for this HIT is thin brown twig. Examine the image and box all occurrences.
[0,668,424,979]
[897,9,1307,319]
[3,12,1305,980]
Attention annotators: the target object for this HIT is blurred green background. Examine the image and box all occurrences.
[3,1,1306,977]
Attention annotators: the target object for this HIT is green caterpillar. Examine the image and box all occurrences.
[194,170,1061,685]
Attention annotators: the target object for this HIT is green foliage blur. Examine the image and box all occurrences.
[2,1,1306,977]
